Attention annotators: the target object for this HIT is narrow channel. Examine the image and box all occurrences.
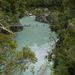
[15,16,58,75]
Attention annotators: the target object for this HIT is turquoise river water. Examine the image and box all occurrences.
[15,16,58,75]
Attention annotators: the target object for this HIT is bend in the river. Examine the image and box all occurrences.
[15,16,58,75]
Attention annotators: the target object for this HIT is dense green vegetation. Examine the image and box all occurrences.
[49,11,75,75]
[0,34,37,75]
[0,1,37,75]
[47,0,75,75]
[0,0,75,75]
[0,0,27,27]
[0,1,37,73]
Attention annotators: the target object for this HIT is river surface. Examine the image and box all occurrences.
[15,16,58,75]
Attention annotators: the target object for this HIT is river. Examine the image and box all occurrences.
[15,16,58,75]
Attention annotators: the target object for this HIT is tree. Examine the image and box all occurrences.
[0,34,37,75]
[47,0,75,75]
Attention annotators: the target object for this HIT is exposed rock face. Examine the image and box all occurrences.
[35,14,49,23]
[10,25,23,32]
[35,8,50,23]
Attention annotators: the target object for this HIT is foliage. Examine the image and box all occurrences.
[0,34,37,75]
[0,0,75,75]
[47,0,75,75]
[0,0,27,28]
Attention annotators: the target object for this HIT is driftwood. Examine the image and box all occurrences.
[0,23,14,34]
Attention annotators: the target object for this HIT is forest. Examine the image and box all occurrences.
[0,0,75,75]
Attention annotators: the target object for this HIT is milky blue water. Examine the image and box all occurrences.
[15,16,58,75]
